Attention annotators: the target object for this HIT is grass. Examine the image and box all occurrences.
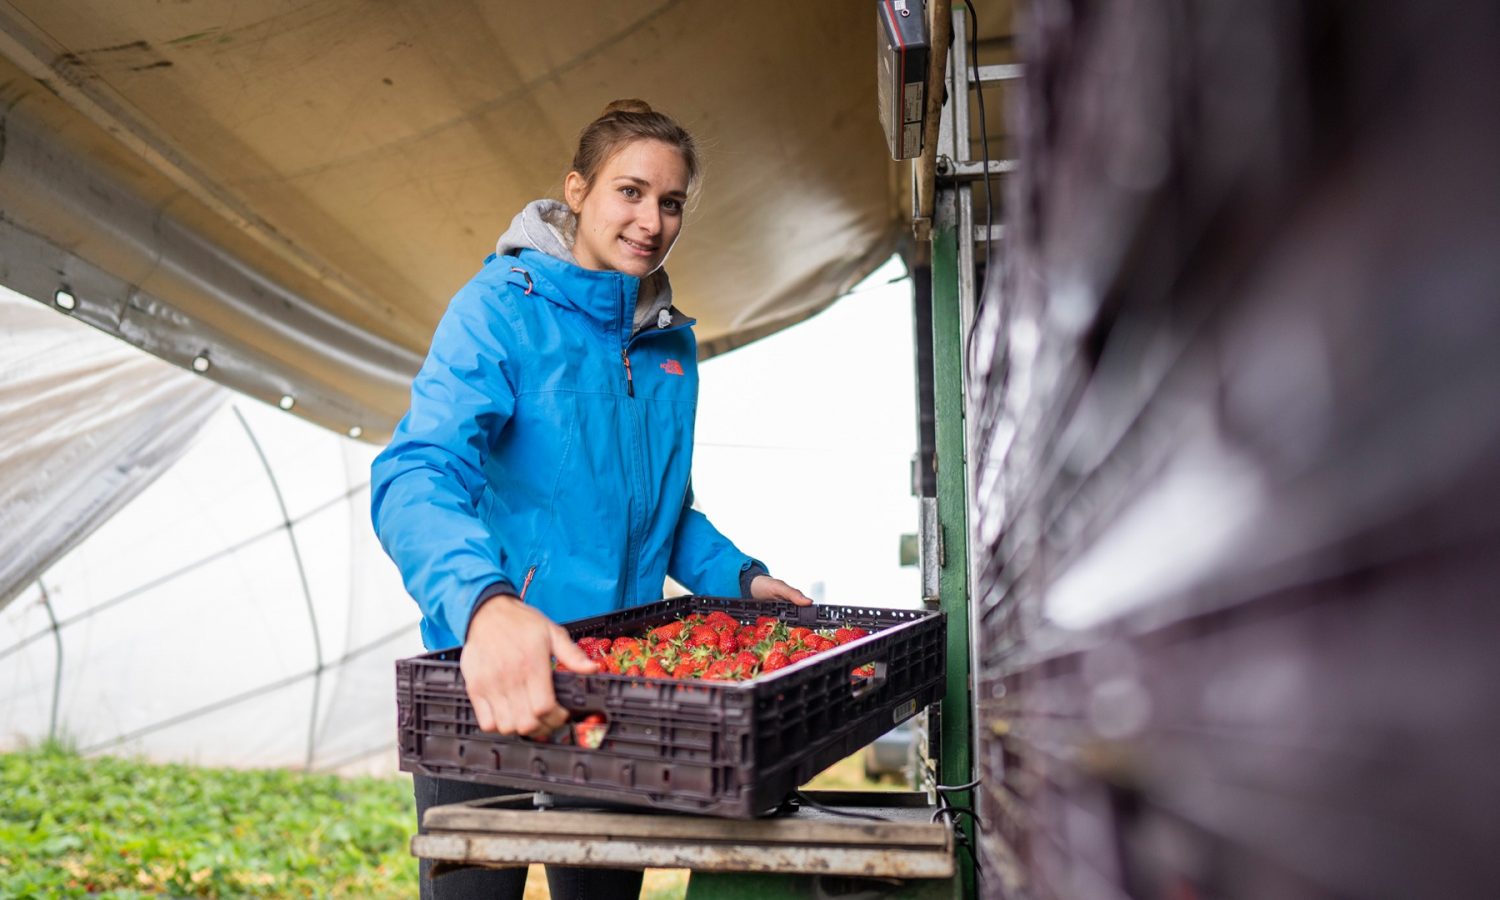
[0,742,416,898]
[0,742,896,898]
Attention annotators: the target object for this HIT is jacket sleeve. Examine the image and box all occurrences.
[370,282,519,643]
[667,481,768,598]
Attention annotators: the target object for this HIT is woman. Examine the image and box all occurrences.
[371,99,811,899]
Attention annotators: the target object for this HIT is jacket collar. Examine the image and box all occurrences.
[507,248,678,346]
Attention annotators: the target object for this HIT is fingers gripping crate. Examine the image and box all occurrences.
[396,596,946,818]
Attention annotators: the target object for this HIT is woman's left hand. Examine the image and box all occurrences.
[750,575,813,606]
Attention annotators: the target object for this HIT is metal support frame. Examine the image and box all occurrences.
[36,580,63,743]
[922,7,1021,896]
[230,406,326,770]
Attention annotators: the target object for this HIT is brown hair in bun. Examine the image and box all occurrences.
[571,98,700,195]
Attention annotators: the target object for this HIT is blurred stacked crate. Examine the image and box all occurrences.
[970,3,1500,897]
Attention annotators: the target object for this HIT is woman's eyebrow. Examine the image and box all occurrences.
[613,175,687,199]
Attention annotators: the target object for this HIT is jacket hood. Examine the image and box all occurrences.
[496,199,676,336]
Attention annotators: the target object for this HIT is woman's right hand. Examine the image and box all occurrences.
[460,595,598,738]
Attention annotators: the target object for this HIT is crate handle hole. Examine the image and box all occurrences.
[571,711,609,750]
[849,660,889,698]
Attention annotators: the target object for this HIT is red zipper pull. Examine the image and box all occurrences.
[622,351,634,397]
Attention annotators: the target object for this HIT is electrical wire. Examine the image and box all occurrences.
[936,777,982,793]
[963,0,998,367]
[790,790,892,822]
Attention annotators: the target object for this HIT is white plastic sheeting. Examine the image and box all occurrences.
[0,288,222,611]
[0,290,420,773]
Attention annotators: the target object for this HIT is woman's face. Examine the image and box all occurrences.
[565,139,690,278]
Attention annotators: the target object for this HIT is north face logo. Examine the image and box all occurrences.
[660,359,684,376]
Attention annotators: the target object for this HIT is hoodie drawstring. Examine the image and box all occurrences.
[509,267,534,296]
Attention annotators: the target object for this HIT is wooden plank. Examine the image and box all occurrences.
[421,801,949,848]
[412,832,955,879]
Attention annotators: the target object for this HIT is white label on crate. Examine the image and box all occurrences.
[902,122,922,158]
[903,81,925,122]
[893,697,918,724]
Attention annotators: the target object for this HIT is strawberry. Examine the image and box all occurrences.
[789,627,812,644]
[833,628,859,645]
[574,714,607,749]
[649,621,685,643]
[644,658,670,679]
[771,640,789,654]
[762,650,792,672]
[754,621,778,642]
[790,649,817,663]
[612,636,641,654]
[755,616,778,627]
[704,658,738,681]
[673,656,704,678]
[601,654,623,674]
[811,636,837,652]
[718,628,739,656]
[853,663,876,677]
[736,626,759,650]
[686,624,719,648]
[734,650,759,675]
[705,611,738,632]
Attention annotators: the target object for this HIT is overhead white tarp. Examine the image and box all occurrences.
[0,0,903,441]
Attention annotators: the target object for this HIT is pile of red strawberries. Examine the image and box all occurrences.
[566,610,873,682]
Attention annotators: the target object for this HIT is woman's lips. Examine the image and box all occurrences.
[619,236,658,257]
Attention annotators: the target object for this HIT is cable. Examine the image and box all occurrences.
[932,804,988,831]
[790,790,892,822]
[936,777,982,793]
[962,0,998,368]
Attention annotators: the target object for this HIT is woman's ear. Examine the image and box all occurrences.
[563,171,587,215]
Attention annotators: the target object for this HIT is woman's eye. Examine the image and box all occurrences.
[620,186,639,199]
[662,199,682,214]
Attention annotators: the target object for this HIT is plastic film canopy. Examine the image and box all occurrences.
[0,0,902,442]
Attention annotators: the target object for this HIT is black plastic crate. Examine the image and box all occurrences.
[396,596,945,818]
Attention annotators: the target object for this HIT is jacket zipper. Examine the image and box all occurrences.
[616,311,695,597]
[519,565,537,602]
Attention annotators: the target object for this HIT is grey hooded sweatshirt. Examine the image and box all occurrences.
[495,199,677,337]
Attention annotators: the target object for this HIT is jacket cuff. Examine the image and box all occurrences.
[464,580,519,641]
[738,560,769,599]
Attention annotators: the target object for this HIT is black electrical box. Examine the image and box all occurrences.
[876,0,930,160]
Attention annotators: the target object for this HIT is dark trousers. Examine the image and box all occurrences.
[413,773,644,899]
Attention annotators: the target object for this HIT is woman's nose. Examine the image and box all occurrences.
[637,204,661,236]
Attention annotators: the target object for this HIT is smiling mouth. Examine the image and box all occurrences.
[620,236,659,256]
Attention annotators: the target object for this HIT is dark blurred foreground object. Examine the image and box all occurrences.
[972,2,1500,898]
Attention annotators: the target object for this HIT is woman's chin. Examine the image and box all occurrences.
[612,256,659,278]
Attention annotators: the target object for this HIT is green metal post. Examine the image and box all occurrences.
[929,219,976,898]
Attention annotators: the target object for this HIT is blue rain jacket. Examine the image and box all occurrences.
[371,248,762,650]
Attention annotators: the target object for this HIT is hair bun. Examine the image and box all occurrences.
[602,98,654,116]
